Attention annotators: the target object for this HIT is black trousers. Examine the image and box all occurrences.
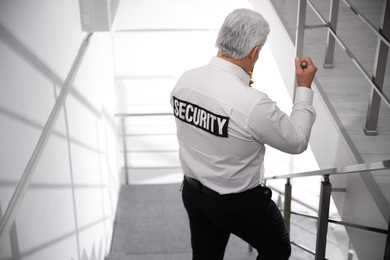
[182,177,291,260]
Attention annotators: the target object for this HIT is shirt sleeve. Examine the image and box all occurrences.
[247,87,316,154]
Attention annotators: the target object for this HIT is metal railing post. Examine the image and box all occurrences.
[294,0,307,101]
[277,193,283,208]
[315,175,332,260]
[347,241,354,260]
[324,0,340,68]
[121,116,129,185]
[284,179,292,232]
[364,0,390,136]
[385,217,390,260]
[263,161,390,258]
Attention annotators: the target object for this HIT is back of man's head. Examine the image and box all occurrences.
[216,9,270,60]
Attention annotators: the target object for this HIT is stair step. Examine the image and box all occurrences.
[105,251,192,260]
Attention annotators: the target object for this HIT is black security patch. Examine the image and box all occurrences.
[172,96,229,137]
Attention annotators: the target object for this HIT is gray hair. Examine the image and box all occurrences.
[216,9,270,60]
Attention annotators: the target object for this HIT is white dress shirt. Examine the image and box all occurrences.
[171,56,316,194]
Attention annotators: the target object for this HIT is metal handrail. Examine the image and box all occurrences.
[291,241,320,258]
[116,112,176,185]
[265,160,390,259]
[115,28,219,33]
[294,0,390,138]
[0,33,93,249]
[284,0,389,255]
[267,184,318,212]
[326,23,390,108]
[264,160,390,181]
[115,112,173,117]
[340,0,390,48]
[304,0,390,109]
[269,182,387,259]
[290,211,388,234]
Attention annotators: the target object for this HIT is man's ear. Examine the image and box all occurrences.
[249,46,260,60]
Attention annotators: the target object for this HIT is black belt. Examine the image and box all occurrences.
[185,176,220,196]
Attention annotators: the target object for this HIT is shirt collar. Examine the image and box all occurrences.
[209,56,251,86]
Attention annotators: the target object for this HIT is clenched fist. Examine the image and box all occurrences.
[295,57,317,88]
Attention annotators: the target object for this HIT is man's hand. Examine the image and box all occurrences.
[295,57,317,88]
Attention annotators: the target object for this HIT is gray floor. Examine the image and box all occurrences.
[105,184,352,260]
[105,184,257,260]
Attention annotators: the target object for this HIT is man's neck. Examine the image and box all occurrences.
[217,52,252,74]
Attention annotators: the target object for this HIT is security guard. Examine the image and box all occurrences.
[171,8,317,260]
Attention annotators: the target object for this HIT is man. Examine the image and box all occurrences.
[171,8,317,260]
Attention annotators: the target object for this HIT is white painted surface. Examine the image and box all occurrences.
[0,1,120,259]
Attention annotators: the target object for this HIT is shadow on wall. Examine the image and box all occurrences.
[0,22,102,118]
[0,20,119,260]
[1,203,108,260]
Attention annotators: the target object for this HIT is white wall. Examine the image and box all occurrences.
[0,1,120,259]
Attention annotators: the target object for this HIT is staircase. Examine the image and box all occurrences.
[104,184,260,260]
[253,0,390,259]
[268,0,390,205]
[108,0,390,259]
